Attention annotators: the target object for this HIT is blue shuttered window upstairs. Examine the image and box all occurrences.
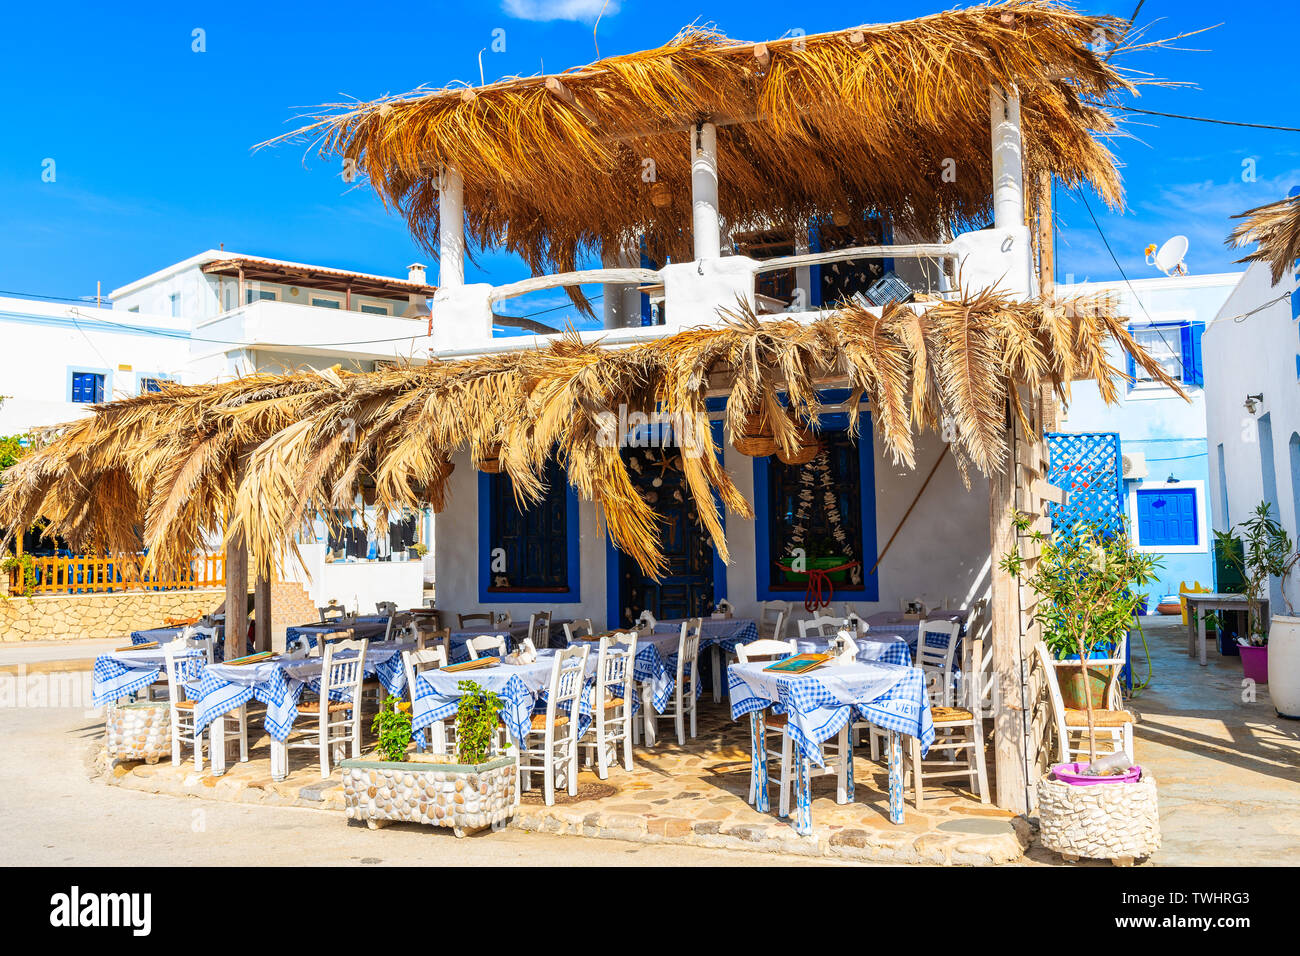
[71,372,104,404]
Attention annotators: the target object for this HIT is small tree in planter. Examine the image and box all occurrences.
[1000,514,1160,766]
[455,680,505,764]
[1213,502,1294,647]
[371,695,413,762]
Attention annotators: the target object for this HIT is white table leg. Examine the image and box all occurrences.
[641,684,656,746]
[209,718,227,776]
[271,738,287,781]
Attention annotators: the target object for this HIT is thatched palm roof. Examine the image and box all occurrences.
[265,1,1134,283]
[0,293,1178,580]
[1228,193,1300,285]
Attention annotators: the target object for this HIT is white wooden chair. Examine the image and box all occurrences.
[1035,639,1135,764]
[735,638,797,807]
[457,612,493,628]
[643,618,702,746]
[528,610,553,649]
[464,633,507,660]
[418,626,451,658]
[797,614,843,639]
[376,600,398,618]
[289,638,368,777]
[580,632,639,777]
[917,619,961,707]
[562,618,595,645]
[902,637,990,808]
[518,644,590,805]
[164,640,247,771]
[401,645,456,753]
[759,602,790,640]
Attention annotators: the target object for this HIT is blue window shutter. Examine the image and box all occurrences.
[1188,321,1204,386]
[1136,487,1198,547]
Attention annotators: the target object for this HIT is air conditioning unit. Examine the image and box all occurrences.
[1122,451,1147,480]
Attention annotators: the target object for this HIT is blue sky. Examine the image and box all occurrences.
[2,0,1296,320]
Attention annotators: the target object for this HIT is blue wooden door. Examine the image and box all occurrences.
[1136,487,1198,547]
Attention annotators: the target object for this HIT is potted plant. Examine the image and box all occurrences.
[341,685,518,837]
[1001,514,1163,864]
[779,534,850,584]
[1213,502,1294,684]
[410,542,429,561]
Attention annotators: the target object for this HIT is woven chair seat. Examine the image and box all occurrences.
[603,697,625,709]
[1064,708,1136,728]
[530,713,569,730]
[931,707,974,722]
[298,699,352,714]
[173,700,196,710]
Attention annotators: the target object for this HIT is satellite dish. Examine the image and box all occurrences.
[1146,236,1189,276]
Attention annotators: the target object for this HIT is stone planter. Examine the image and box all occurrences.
[105,702,171,763]
[1037,772,1161,866]
[340,755,518,838]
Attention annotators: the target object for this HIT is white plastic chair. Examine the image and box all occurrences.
[518,644,590,805]
[401,645,454,753]
[528,610,553,649]
[1035,639,1135,764]
[164,640,247,771]
[903,637,990,807]
[289,638,368,777]
[580,632,639,777]
[464,633,507,660]
[643,618,701,746]
[562,618,595,645]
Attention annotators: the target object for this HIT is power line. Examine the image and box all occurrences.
[1073,187,1187,379]
[1110,104,1300,134]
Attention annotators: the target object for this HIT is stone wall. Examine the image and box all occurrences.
[267,581,318,651]
[0,589,224,642]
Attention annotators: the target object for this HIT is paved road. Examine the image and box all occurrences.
[0,705,837,866]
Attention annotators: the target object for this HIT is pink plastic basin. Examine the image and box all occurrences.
[1051,761,1142,786]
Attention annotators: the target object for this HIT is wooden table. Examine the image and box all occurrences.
[1182,593,1266,665]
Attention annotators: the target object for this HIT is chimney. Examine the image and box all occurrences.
[404,262,430,318]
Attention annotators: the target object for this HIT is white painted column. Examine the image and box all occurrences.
[990,85,1025,230]
[602,244,640,329]
[691,122,721,260]
[439,164,466,288]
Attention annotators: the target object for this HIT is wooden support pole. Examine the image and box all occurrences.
[224,529,248,661]
[989,437,1030,815]
[1037,170,1060,434]
[254,571,272,653]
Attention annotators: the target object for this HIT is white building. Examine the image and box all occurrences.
[1204,255,1300,616]
[1055,273,1241,601]
[1,251,440,611]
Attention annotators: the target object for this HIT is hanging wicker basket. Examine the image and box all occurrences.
[777,424,822,465]
[733,408,777,458]
[478,444,503,474]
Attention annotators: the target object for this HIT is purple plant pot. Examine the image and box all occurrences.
[1051,761,1142,786]
[1239,643,1268,684]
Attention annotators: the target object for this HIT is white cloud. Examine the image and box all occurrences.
[501,0,619,22]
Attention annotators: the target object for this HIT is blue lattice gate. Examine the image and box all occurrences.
[1044,432,1124,534]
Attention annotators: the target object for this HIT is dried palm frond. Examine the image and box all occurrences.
[1228,193,1300,285]
[1,289,1180,582]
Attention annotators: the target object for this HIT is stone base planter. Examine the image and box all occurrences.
[1037,772,1160,866]
[340,755,518,837]
[105,702,171,763]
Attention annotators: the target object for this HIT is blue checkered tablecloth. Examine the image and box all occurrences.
[188,643,412,740]
[131,625,235,661]
[727,659,934,766]
[654,617,759,655]
[794,635,912,667]
[411,652,597,747]
[92,648,205,707]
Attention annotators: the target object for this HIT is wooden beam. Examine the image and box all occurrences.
[1030,478,1067,506]
[545,77,599,126]
[990,428,1030,815]
[254,572,272,653]
[753,43,770,69]
[223,529,249,661]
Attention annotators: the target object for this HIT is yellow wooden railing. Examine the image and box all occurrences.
[5,553,225,596]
